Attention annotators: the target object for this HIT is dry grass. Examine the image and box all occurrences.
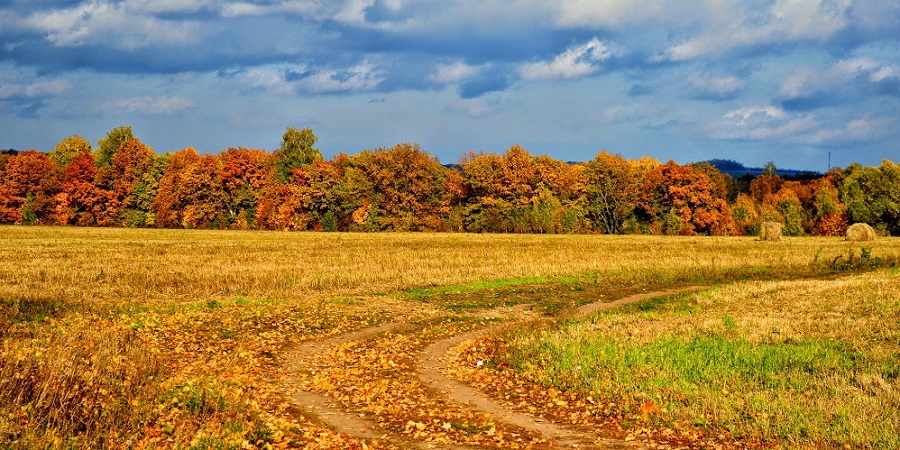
[4,226,898,311]
[0,318,165,447]
[2,225,900,448]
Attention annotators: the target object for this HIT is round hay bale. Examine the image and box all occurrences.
[845,222,876,242]
[759,221,782,241]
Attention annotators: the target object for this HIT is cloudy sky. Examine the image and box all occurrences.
[1,0,898,170]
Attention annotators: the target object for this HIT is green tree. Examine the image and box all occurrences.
[95,126,133,168]
[50,135,92,169]
[583,151,641,234]
[274,127,322,183]
[839,160,900,235]
[777,193,805,236]
[762,161,777,177]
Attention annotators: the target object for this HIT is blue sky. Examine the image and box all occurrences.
[1,0,898,171]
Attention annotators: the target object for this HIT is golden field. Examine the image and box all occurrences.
[2,226,899,449]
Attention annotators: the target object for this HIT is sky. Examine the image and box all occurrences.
[0,0,898,171]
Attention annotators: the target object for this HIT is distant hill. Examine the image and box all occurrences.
[696,159,821,179]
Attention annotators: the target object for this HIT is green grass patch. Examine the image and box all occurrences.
[505,274,900,448]
[401,275,578,299]
[403,259,850,314]
[563,335,867,392]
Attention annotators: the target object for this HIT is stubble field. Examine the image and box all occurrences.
[1,226,898,449]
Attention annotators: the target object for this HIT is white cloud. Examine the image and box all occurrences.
[808,116,894,144]
[428,62,484,84]
[106,96,199,115]
[519,38,613,81]
[0,79,71,99]
[596,104,642,126]
[334,0,376,24]
[232,63,384,95]
[689,73,746,98]
[779,57,900,98]
[300,63,384,93]
[445,96,509,118]
[231,67,292,95]
[217,0,374,24]
[723,105,788,122]
[706,105,892,146]
[553,0,673,28]
[220,2,271,17]
[707,106,810,141]
[664,0,853,61]
[124,0,213,15]
[23,1,200,49]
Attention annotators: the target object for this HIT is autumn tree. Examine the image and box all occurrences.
[339,144,453,231]
[53,149,99,225]
[749,174,783,205]
[528,156,586,233]
[274,127,323,183]
[637,161,735,235]
[50,135,92,169]
[94,126,133,168]
[91,136,162,226]
[775,188,805,236]
[0,151,63,224]
[731,193,760,235]
[805,175,848,236]
[458,151,514,232]
[293,159,344,231]
[254,182,305,231]
[219,148,274,229]
[152,148,226,229]
[459,145,586,233]
[583,152,643,234]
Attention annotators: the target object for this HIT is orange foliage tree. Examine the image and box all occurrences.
[638,161,735,235]
[52,149,117,226]
[460,145,586,233]
[809,176,848,236]
[0,150,62,224]
[152,148,226,229]
[219,148,274,229]
[341,143,453,231]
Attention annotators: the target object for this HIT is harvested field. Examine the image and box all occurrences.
[2,226,899,449]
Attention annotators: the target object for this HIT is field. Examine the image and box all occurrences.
[1,226,899,449]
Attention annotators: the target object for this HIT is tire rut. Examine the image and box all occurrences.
[417,287,704,450]
[283,322,476,449]
[282,286,702,449]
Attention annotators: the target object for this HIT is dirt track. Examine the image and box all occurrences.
[283,287,703,449]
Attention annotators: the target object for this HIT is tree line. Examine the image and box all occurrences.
[1,126,898,236]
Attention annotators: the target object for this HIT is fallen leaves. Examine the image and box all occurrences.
[295,320,550,448]
[446,334,746,449]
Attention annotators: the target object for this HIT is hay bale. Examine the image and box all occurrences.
[759,221,782,241]
[845,223,876,242]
